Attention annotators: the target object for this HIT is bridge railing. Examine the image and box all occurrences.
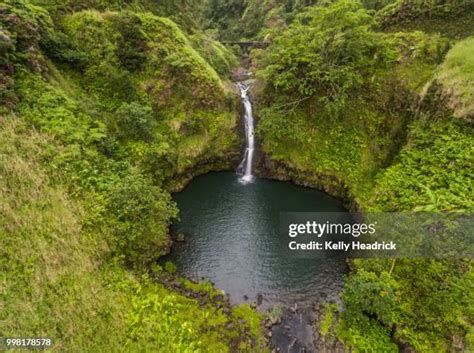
[221,41,270,49]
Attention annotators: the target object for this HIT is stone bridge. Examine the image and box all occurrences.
[222,41,269,53]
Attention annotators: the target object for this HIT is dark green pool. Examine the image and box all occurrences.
[165,172,349,309]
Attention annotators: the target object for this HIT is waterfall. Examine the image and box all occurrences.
[237,82,255,183]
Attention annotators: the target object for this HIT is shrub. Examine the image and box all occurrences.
[40,29,87,66]
[259,0,393,116]
[114,102,155,141]
[343,270,401,326]
[113,12,148,71]
[107,170,177,265]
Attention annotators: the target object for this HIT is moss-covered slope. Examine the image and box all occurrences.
[376,0,474,38]
[1,0,267,351]
[0,117,265,352]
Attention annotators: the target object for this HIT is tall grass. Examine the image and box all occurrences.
[437,37,474,118]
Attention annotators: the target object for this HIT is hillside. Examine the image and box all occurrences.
[376,0,474,38]
[1,0,266,351]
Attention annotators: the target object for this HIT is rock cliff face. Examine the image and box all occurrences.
[255,154,358,210]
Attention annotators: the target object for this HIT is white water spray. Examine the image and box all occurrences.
[237,82,255,183]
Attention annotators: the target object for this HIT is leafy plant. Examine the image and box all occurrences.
[114,102,155,141]
[259,0,393,116]
[107,170,177,265]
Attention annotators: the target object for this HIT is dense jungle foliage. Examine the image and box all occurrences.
[1,0,263,351]
[1,0,473,352]
[251,0,473,351]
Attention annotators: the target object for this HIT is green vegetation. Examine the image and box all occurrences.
[436,37,474,119]
[0,117,267,352]
[2,0,473,351]
[254,0,473,351]
[370,118,474,212]
[376,0,474,38]
[200,0,398,41]
[201,0,326,41]
[255,1,452,200]
[1,0,267,351]
[259,0,389,113]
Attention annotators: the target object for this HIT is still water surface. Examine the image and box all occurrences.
[165,172,348,309]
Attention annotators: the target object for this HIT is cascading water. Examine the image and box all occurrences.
[237,82,255,183]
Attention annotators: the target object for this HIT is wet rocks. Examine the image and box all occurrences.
[254,155,360,212]
[175,232,185,242]
[231,67,252,82]
[271,316,281,326]
[257,293,263,305]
